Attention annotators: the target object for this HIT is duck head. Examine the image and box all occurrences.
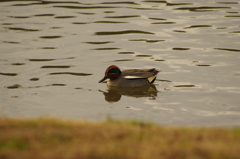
[99,65,121,83]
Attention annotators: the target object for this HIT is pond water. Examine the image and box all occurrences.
[1,0,240,127]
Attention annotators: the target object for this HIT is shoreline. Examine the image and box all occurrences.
[0,117,240,159]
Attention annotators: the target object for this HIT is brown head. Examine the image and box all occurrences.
[99,65,121,83]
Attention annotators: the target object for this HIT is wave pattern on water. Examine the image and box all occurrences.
[0,72,18,76]
[1,0,240,126]
[104,15,140,18]
[48,72,92,76]
[5,27,40,31]
[129,39,164,43]
[175,6,231,12]
[93,47,120,50]
[54,6,118,9]
[84,41,114,44]
[95,30,154,35]
[41,65,73,69]
[39,36,63,39]
[184,25,212,29]
[27,57,75,62]
[215,48,240,52]
[5,84,67,89]
[174,85,196,87]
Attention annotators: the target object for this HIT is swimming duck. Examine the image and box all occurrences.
[99,65,160,87]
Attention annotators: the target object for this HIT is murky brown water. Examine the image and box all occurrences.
[1,0,240,126]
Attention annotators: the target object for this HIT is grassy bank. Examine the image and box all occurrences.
[0,118,240,159]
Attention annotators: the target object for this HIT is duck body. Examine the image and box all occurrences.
[99,65,160,88]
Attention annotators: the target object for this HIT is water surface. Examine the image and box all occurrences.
[1,0,240,126]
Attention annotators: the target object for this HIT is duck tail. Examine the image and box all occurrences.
[147,68,161,83]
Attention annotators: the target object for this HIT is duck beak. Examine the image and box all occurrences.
[99,76,108,83]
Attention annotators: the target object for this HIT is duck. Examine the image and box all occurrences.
[99,65,160,87]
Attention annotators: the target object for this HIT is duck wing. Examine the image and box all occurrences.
[122,68,160,83]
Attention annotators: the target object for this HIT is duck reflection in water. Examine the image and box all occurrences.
[99,84,158,103]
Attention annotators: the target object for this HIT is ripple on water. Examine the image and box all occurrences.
[174,85,196,87]
[77,12,95,15]
[111,59,134,62]
[104,11,115,13]
[54,5,118,9]
[152,22,176,24]
[118,52,135,54]
[72,21,128,24]
[2,23,13,25]
[184,25,212,29]
[6,84,22,89]
[41,65,73,69]
[55,16,76,19]
[215,48,240,52]
[173,30,186,33]
[157,79,172,82]
[30,78,39,81]
[28,58,55,62]
[39,36,63,39]
[11,63,25,65]
[93,47,120,50]
[51,84,66,86]
[12,1,82,6]
[148,18,167,21]
[0,72,18,76]
[142,1,166,4]
[167,3,193,6]
[94,30,154,35]
[129,7,161,10]
[225,15,240,17]
[29,84,66,88]
[101,2,139,5]
[155,59,165,62]
[104,15,140,18]
[34,14,55,17]
[172,48,190,50]
[175,6,231,12]
[27,57,75,62]
[216,2,239,4]
[84,41,114,44]
[8,16,31,18]
[40,47,57,49]
[72,22,89,25]
[50,27,63,29]
[129,39,164,43]
[195,64,211,67]
[48,72,92,76]
[3,41,20,44]
[12,1,49,6]
[94,21,128,24]
[5,83,67,89]
[229,31,240,33]
[6,27,40,32]
[135,55,152,57]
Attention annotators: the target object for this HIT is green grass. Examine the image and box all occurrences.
[0,118,240,159]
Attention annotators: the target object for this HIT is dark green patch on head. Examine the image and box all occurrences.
[108,67,121,74]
